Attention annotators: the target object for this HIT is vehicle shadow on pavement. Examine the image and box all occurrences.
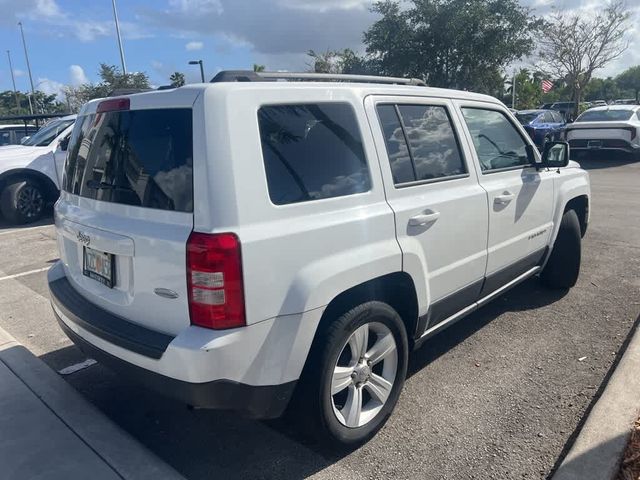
[40,345,335,480]
[408,277,568,378]
[0,213,53,231]
[573,151,637,170]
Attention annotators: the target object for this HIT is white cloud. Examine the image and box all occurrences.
[34,0,62,17]
[69,65,88,86]
[13,69,25,77]
[37,77,65,100]
[169,0,222,14]
[185,41,204,51]
[277,0,369,12]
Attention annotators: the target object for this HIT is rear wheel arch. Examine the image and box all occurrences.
[313,272,419,349]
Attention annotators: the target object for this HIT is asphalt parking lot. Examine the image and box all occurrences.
[0,154,639,480]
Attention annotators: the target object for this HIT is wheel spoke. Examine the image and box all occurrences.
[342,384,363,427]
[348,324,369,359]
[332,365,354,395]
[365,373,393,404]
[365,332,396,366]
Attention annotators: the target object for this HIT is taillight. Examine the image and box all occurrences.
[186,232,246,329]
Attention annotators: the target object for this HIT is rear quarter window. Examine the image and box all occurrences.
[258,103,371,205]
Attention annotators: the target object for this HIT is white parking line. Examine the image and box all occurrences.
[0,224,54,236]
[0,266,50,282]
[58,359,97,375]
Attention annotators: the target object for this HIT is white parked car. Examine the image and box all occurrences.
[0,115,76,223]
[48,72,590,447]
[566,105,640,160]
[0,124,39,146]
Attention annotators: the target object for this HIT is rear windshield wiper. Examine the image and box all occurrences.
[86,180,133,191]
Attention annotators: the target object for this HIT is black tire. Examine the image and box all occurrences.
[0,178,46,225]
[541,209,581,289]
[294,301,408,448]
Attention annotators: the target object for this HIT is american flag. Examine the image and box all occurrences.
[541,79,554,93]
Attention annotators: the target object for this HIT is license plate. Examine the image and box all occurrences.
[83,246,115,288]
[587,140,602,149]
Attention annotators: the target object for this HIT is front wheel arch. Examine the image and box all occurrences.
[0,168,59,204]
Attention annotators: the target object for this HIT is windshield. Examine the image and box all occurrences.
[23,119,74,147]
[575,110,634,122]
[515,112,540,125]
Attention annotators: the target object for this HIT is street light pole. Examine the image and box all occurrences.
[6,50,20,111]
[512,69,516,110]
[111,0,127,74]
[17,22,36,114]
[189,60,205,82]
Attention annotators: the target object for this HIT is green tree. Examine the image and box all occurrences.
[63,63,151,112]
[170,71,186,87]
[363,0,542,94]
[616,66,640,103]
[253,64,266,72]
[537,0,630,115]
[508,69,545,110]
[306,49,373,75]
[0,90,65,117]
[583,77,620,102]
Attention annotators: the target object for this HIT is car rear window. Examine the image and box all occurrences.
[515,112,540,125]
[64,108,193,212]
[575,109,634,122]
[258,103,371,205]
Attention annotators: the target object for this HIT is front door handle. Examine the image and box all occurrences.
[494,192,515,205]
[408,211,440,226]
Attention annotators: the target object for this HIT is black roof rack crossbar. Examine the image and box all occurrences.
[210,70,426,86]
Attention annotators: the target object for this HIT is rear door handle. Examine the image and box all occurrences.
[494,192,515,205]
[408,211,440,226]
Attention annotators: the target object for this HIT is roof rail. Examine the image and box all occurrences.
[210,70,426,86]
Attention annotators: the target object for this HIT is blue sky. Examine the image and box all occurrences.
[0,0,638,99]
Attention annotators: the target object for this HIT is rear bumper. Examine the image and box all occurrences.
[47,262,321,418]
[569,139,639,153]
[56,317,295,418]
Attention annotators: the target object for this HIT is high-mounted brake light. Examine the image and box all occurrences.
[186,232,246,330]
[96,97,130,113]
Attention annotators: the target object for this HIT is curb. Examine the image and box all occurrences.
[552,319,640,480]
[0,326,185,480]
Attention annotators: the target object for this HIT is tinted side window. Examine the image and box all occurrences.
[461,108,529,172]
[258,104,371,205]
[376,105,415,184]
[397,105,466,181]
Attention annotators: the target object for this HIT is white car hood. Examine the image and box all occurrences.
[0,145,51,163]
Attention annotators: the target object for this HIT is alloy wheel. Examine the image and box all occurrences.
[331,322,398,428]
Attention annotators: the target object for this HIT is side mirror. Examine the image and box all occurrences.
[59,136,70,151]
[541,141,570,169]
[20,136,30,144]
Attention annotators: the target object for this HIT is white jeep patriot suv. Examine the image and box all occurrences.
[48,72,590,447]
